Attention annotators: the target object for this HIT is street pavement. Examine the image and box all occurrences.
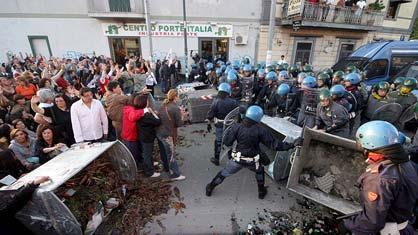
[143,123,299,234]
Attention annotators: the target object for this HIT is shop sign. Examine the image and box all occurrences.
[103,23,233,38]
[287,0,302,17]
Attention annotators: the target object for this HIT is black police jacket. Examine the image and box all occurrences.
[223,120,293,158]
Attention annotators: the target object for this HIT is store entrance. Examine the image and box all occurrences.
[199,38,229,62]
[109,37,141,65]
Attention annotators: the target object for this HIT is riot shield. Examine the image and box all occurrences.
[302,88,320,115]
[397,102,417,128]
[371,103,402,123]
[219,107,240,162]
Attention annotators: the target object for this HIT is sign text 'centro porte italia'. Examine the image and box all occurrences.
[103,23,233,37]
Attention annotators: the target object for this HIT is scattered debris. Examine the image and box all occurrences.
[298,140,366,203]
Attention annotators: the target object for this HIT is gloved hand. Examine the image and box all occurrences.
[207,123,212,133]
[349,112,356,119]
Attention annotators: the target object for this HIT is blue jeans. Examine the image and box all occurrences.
[142,142,155,176]
[161,78,169,94]
[123,140,143,166]
[157,135,181,178]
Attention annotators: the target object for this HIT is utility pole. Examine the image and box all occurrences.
[143,0,153,60]
[266,0,276,65]
[182,0,189,83]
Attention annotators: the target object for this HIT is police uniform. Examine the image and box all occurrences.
[267,93,296,118]
[230,82,243,100]
[207,94,239,163]
[344,159,418,234]
[240,75,255,104]
[364,93,390,120]
[315,102,350,138]
[256,83,278,116]
[334,96,352,113]
[294,87,319,128]
[205,118,294,199]
[388,91,417,113]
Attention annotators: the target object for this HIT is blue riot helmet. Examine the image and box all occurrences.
[257,69,265,79]
[344,73,361,85]
[232,60,240,70]
[279,70,289,80]
[221,65,227,72]
[225,66,231,75]
[245,105,264,123]
[217,60,225,66]
[191,63,197,69]
[206,62,214,70]
[226,61,231,66]
[330,84,346,98]
[355,121,400,150]
[265,71,278,81]
[302,76,317,88]
[227,71,237,84]
[243,64,252,73]
[277,83,290,96]
[218,82,231,95]
[215,68,222,77]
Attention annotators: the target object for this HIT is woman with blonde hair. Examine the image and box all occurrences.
[156,89,186,181]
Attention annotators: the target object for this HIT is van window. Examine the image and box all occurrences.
[389,55,418,78]
[364,59,388,79]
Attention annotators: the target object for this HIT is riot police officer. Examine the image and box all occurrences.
[391,76,405,92]
[317,72,331,89]
[266,83,296,118]
[330,84,352,112]
[241,64,255,103]
[314,88,350,138]
[206,83,239,166]
[332,70,345,86]
[364,81,391,121]
[342,121,418,234]
[292,76,319,128]
[253,69,266,103]
[388,77,417,113]
[227,70,242,100]
[190,63,199,82]
[256,71,278,116]
[344,72,365,136]
[206,62,216,85]
[205,105,295,199]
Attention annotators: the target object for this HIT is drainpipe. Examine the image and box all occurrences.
[183,0,189,82]
[143,0,153,60]
[266,0,276,65]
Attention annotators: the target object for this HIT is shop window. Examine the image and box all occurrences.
[337,43,355,62]
[293,41,313,65]
[389,55,418,78]
[386,2,400,19]
[364,59,388,79]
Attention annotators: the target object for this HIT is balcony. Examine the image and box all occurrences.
[280,1,385,31]
[87,0,145,19]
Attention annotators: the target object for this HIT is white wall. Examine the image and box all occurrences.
[0,0,88,14]
[0,18,110,61]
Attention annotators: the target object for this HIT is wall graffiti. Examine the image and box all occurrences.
[63,51,95,59]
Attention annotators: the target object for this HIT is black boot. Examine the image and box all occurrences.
[258,184,267,199]
[210,157,219,166]
[206,172,225,196]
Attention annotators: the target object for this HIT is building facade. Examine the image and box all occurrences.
[257,0,418,70]
[0,0,262,70]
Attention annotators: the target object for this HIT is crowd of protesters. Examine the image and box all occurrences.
[0,54,187,182]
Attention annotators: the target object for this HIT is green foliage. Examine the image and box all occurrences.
[368,0,385,11]
[411,18,418,40]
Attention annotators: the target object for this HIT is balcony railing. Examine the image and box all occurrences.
[88,0,144,15]
[282,1,385,28]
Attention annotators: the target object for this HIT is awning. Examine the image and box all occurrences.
[390,0,412,3]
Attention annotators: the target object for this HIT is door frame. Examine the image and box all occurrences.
[198,37,230,62]
[291,37,315,66]
[28,35,52,57]
[108,36,141,61]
